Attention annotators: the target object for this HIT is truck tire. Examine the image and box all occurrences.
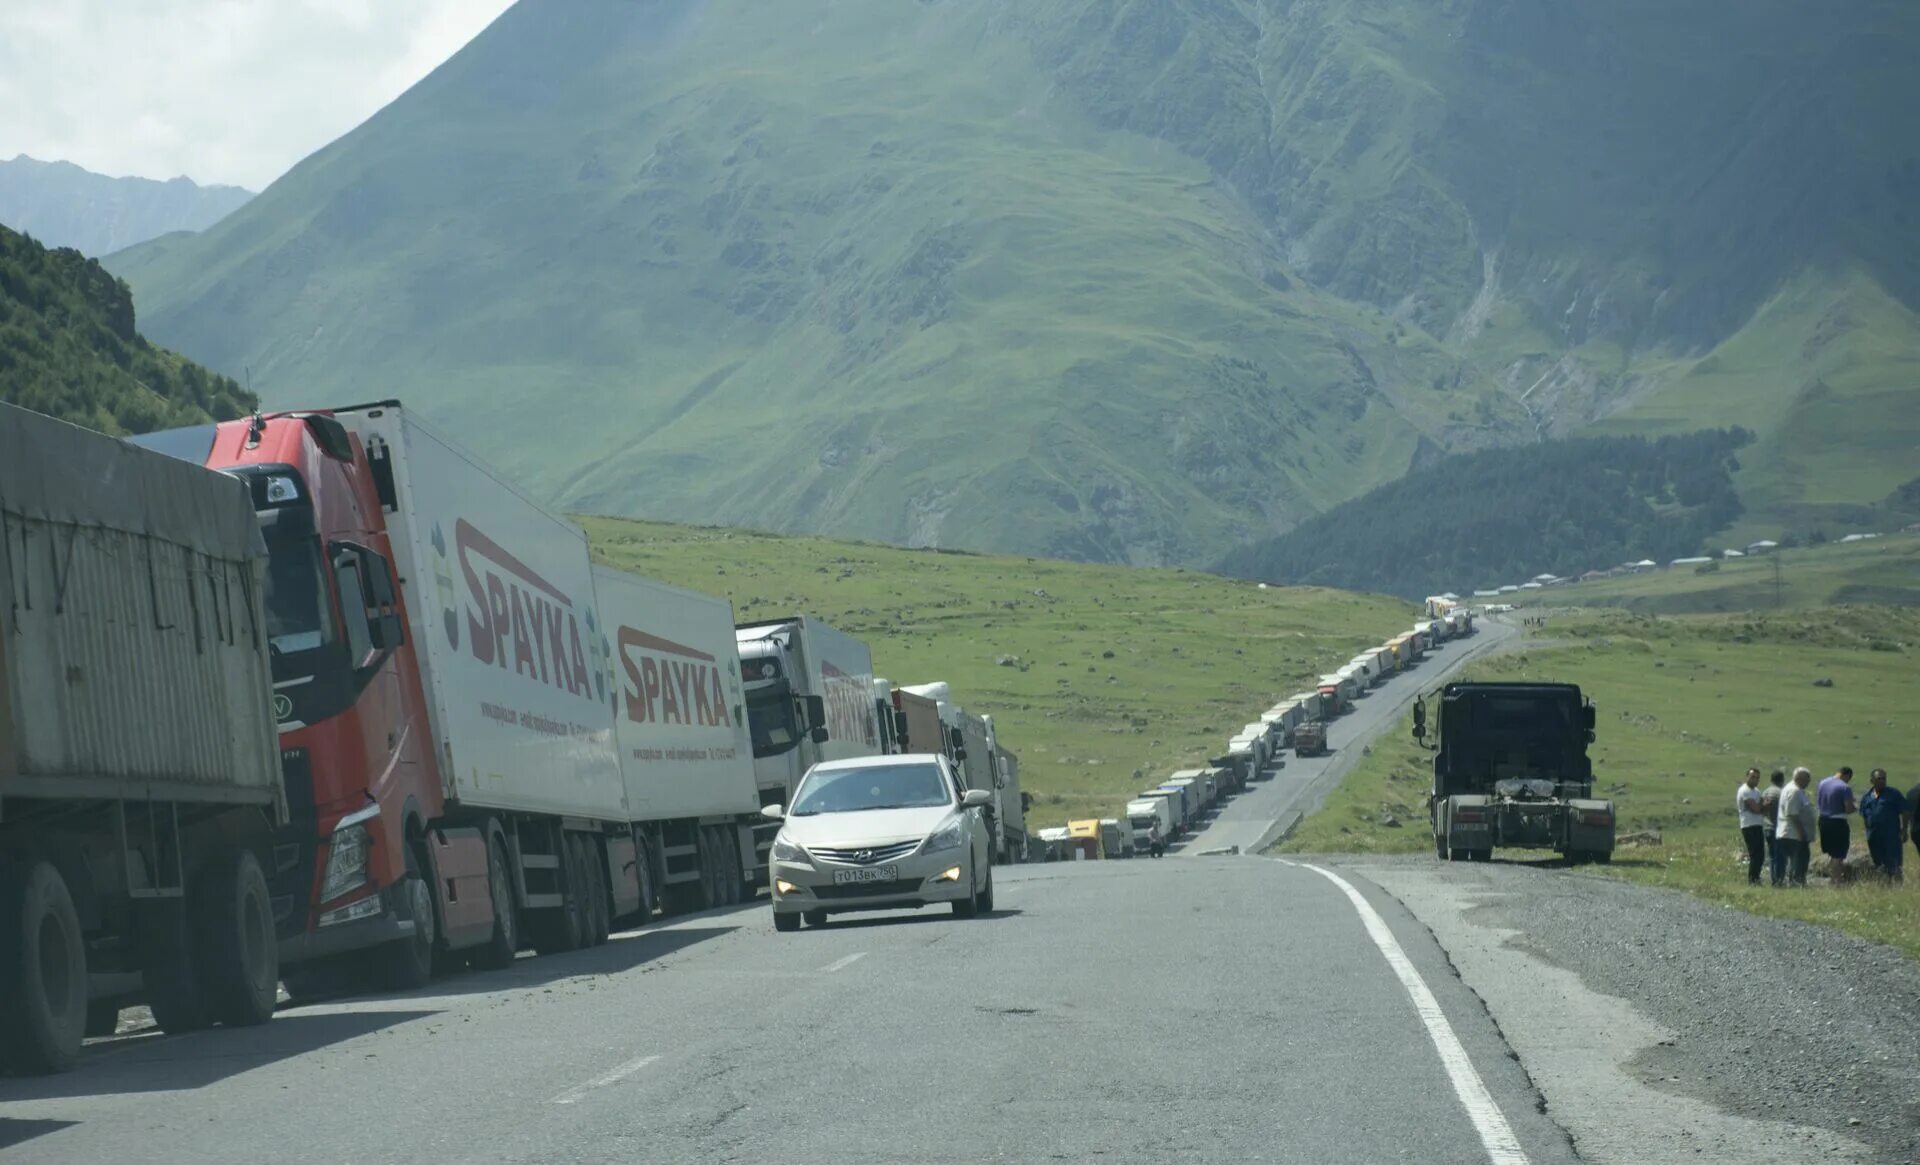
[375,842,436,990]
[577,836,609,947]
[803,909,828,928]
[0,860,89,1074]
[720,829,745,906]
[773,911,800,933]
[192,848,279,1027]
[1592,850,1612,865]
[1434,837,1448,860]
[1470,848,1493,863]
[467,830,520,970]
[530,835,585,955]
[143,899,212,1033]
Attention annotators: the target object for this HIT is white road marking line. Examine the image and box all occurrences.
[821,952,867,974]
[548,1054,661,1105]
[1283,860,1530,1165]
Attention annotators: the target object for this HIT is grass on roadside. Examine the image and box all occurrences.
[1281,606,1920,958]
[582,515,1414,828]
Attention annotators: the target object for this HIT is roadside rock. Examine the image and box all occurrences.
[1813,676,1835,687]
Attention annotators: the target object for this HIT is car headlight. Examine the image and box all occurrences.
[922,818,967,854]
[319,823,371,903]
[771,833,810,864]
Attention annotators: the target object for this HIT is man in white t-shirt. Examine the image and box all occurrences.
[1736,768,1768,885]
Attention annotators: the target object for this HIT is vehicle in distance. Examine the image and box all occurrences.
[763,755,994,930]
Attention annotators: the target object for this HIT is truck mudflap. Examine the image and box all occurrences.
[1437,795,1494,857]
[1564,799,1617,858]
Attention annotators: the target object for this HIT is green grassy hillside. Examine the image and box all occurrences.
[582,515,1411,827]
[1509,536,1920,614]
[1285,609,1920,957]
[109,0,1920,562]
[0,223,255,432]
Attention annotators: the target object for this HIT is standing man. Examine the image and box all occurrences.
[1762,770,1787,886]
[1859,769,1908,881]
[1908,774,1920,870]
[1736,768,1768,885]
[1816,766,1857,866]
[1146,819,1164,859]
[1777,767,1817,886]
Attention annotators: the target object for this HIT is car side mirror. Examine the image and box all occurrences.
[760,804,785,821]
[961,789,993,809]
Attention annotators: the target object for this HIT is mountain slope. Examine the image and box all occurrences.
[107,0,1920,563]
[1,155,252,256]
[0,224,255,433]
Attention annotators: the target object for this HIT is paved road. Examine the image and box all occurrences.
[2,855,1578,1163]
[1179,619,1519,856]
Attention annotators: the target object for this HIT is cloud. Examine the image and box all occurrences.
[0,0,515,189]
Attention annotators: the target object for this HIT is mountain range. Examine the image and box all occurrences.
[104,0,1920,565]
[1,155,253,256]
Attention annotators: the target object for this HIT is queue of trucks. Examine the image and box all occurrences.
[0,400,1027,1075]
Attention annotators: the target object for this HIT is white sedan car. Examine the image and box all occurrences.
[765,754,994,931]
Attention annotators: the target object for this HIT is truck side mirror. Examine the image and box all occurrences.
[1411,698,1426,742]
[803,694,828,740]
[1581,704,1596,731]
[893,709,910,743]
[370,611,405,651]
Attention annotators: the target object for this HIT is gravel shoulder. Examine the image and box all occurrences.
[1326,854,1919,1164]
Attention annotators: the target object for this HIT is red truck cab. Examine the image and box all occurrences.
[134,411,446,985]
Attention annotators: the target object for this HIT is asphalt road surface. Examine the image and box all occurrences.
[1179,619,1519,857]
[3,854,1578,1163]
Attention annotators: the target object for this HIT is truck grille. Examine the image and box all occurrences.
[811,841,919,866]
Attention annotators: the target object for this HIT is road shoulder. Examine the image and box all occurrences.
[1337,856,1911,1165]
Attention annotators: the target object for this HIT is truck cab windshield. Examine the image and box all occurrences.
[745,685,799,757]
[261,525,335,657]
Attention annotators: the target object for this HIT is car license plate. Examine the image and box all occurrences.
[832,865,899,885]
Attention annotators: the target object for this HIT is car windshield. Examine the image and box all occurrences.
[261,525,334,655]
[790,763,952,816]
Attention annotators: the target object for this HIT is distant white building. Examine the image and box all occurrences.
[1473,589,1501,598]
[1520,581,1544,590]
[1631,559,1658,572]
[1499,585,1520,594]
[1746,540,1779,554]
[1671,556,1713,566]
[1838,533,1880,543]
[1722,549,1745,558]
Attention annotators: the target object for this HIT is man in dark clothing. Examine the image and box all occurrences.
[1762,770,1787,886]
[1816,766,1856,864]
[1860,769,1908,881]
[1908,778,1920,868]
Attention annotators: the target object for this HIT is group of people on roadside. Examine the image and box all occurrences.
[1736,766,1913,886]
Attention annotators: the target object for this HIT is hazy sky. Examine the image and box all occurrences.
[0,0,516,190]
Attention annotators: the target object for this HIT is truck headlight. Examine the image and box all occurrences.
[319,824,371,903]
[770,834,810,864]
[922,818,967,854]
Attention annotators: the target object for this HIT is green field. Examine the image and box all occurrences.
[1281,608,1920,957]
[1508,535,1920,614]
[582,515,1411,829]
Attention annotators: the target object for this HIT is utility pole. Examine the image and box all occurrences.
[1773,551,1783,609]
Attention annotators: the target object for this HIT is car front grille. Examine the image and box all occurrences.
[810,841,920,866]
[813,881,921,900]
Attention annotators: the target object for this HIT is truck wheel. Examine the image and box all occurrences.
[0,860,89,1073]
[576,836,609,947]
[531,836,585,955]
[376,843,436,990]
[773,911,800,933]
[803,909,828,928]
[192,849,279,1027]
[467,830,519,970]
[1592,851,1612,865]
[1434,837,1448,860]
[1471,848,1493,863]
[721,829,745,906]
[142,899,212,1033]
